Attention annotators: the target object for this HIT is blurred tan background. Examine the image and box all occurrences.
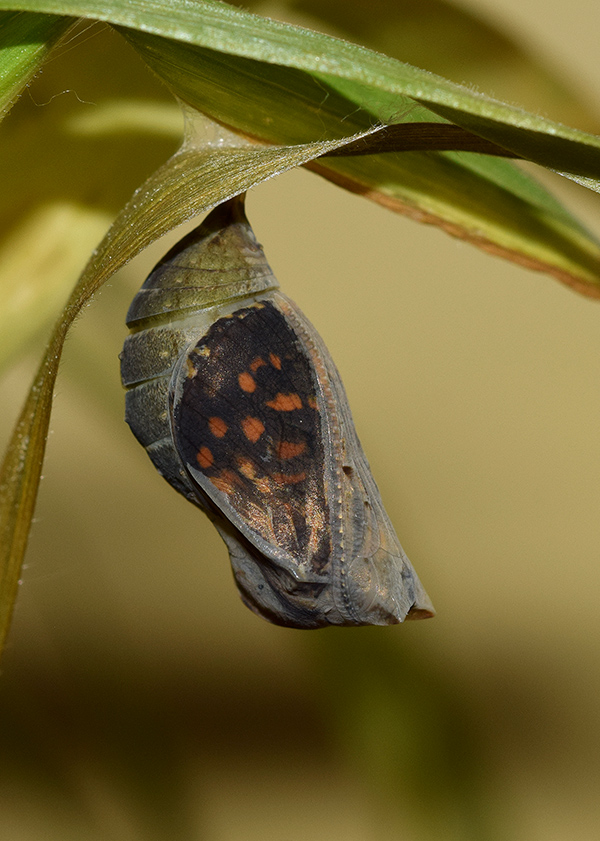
[2,1,600,840]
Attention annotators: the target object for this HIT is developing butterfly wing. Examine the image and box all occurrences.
[170,291,434,628]
[171,297,334,626]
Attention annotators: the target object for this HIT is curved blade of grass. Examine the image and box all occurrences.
[2,0,600,181]
[122,33,600,297]
[257,0,600,133]
[2,2,599,294]
[0,10,73,119]
[0,124,377,654]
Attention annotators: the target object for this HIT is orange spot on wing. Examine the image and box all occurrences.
[250,357,266,372]
[266,392,302,411]
[272,471,307,485]
[276,440,307,460]
[210,469,241,494]
[238,458,256,480]
[308,395,318,410]
[197,446,214,469]
[269,353,282,370]
[241,416,265,443]
[208,416,228,438]
[238,371,256,392]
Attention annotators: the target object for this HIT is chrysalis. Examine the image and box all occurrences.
[120,195,434,628]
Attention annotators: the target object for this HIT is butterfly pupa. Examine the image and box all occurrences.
[120,195,434,628]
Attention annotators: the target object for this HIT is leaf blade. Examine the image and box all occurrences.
[0,10,73,119]
[2,2,600,288]
[260,0,600,133]
[2,0,600,180]
[123,32,600,295]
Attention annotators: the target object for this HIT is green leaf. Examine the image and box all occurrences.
[124,32,600,296]
[0,10,73,119]
[2,1,600,175]
[255,0,600,133]
[1,1,599,297]
[0,125,377,654]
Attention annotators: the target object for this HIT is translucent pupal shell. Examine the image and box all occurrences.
[121,196,434,628]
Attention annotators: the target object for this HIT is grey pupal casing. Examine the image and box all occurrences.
[121,196,434,628]
[260,295,435,627]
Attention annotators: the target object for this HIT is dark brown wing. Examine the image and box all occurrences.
[171,299,331,574]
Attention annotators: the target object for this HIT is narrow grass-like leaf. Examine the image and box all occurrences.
[125,33,600,297]
[0,11,73,119]
[0,125,377,654]
[255,0,600,133]
[2,2,599,294]
[2,0,600,180]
